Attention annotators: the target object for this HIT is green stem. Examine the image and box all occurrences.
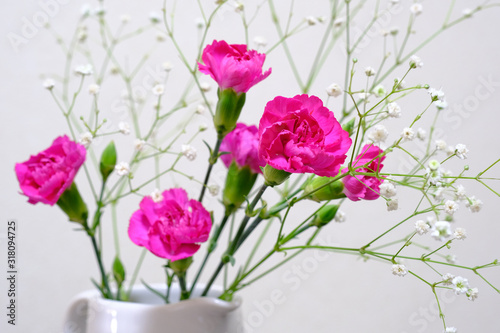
[198,137,222,202]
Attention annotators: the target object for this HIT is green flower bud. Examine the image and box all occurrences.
[213,89,246,138]
[169,257,193,275]
[223,162,258,213]
[262,164,291,187]
[56,182,88,224]
[99,141,117,182]
[304,176,345,202]
[342,118,356,136]
[112,256,126,287]
[311,204,339,227]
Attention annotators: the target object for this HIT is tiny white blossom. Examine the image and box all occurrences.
[208,184,220,196]
[442,273,455,285]
[446,254,458,264]
[134,139,146,151]
[466,287,478,301]
[373,84,387,97]
[409,54,423,68]
[43,78,55,90]
[152,84,165,96]
[306,16,318,26]
[118,122,130,135]
[433,187,445,201]
[75,64,93,76]
[88,83,100,95]
[445,145,455,156]
[395,77,405,90]
[444,327,458,333]
[391,264,408,277]
[79,132,93,148]
[200,82,211,92]
[426,166,443,186]
[401,127,415,141]
[358,92,370,101]
[253,36,268,48]
[453,227,467,240]
[455,144,469,159]
[80,4,91,17]
[434,99,448,110]
[431,221,452,241]
[368,125,389,143]
[334,210,346,223]
[380,182,397,198]
[234,1,244,12]
[199,123,208,132]
[94,6,106,16]
[462,8,473,17]
[120,14,131,23]
[380,29,389,37]
[387,102,401,118]
[415,220,430,235]
[110,66,120,75]
[410,4,423,16]
[428,88,445,101]
[149,12,161,24]
[156,32,167,42]
[455,185,467,200]
[435,139,447,151]
[390,27,399,35]
[387,198,398,211]
[415,128,426,141]
[364,66,376,77]
[196,104,206,114]
[151,189,164,203]
[162,62,173,72]
[333,17,345,27]
[452,276,470,295]
[465,196,483,213]
[181,144,197,161]
[115,162,130,176]
[326,83,343,97]
[444,200,459,215]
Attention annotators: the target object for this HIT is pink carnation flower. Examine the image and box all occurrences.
[15,135,86,205]
[220,123,265,174]
[198,40,272,93]
[258,94,352,177]
[128,188,212,261]
[342,144,386,201]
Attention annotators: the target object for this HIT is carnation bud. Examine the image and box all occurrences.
[305,176,345,202]
[311,205,339,227]
[112,256,126,288]
[223,162,258,213]
[99,141,117,182]
[214,89,246,138]
[56,183,89,224]
[262,165,291,187]
[342,119,356,137]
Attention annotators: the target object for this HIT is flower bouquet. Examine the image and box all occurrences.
[9,0,500,332]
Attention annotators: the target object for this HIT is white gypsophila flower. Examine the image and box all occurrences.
[306,16,318,26]
[110,66,120,75]
[253,36,268,48]
[391,264,408,277]
[75,64,93,76]
[442,273,455,285]
[196,104,206,114]
[373,84,387,97]
[333,17,345,27]
[152,84,165,96]
[466,287,478,301]
[410,3,423,16]
[162,62,173,72]
[380,29,389,37]
[409,54,423,68]
[156,33,167,42]
[390,27,399,35]
[181,144,197,161]
[462,8,473,17]
[426,167,442,186]
[326,83,343,97]
[358,92,371,101]
[234,1,244,13]
[441,169,453,184]
[444,200,459,215]
[88,83,100,95]
[200,82,211,92]
[401,127,415,141]
[435,139,447,151]
[446,145,456,156]
[433,187,445,202]
[94,5,106,16]
[387,198,398,211]
[79,132,93,148]
[455,144,469,159]
[454,227,467,240]
[434,99,448,110]
[334,210,346,223]
[465,196,483,213]
[455,185,467,200]
[199,123,208,132]
[364,66,376,77]
[380,182,397,198]
[431,221,452,241]
[149,11,161,24]
[43,78,55,90]
[120,14,131,23]
[428,159,440,171]
[368,124,389,143]
[446,254,458,264]
[452,276,470,295]
[416,128,426,141]
[444,327,458,333]
[387,102,401,118]
[118,122,130,135]
[194,17,205,29]
[428,88,445,101]
[115,162,130,176]
[208,184,220,196]
[415,220,430,235]
[134,139,146,151]
[150,189,164,203]
[81,4,91,17]
[317,16,326,23]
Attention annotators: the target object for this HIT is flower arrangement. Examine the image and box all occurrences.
[12,1,500,331]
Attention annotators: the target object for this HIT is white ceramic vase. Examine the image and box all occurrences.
[62,284,243,333]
